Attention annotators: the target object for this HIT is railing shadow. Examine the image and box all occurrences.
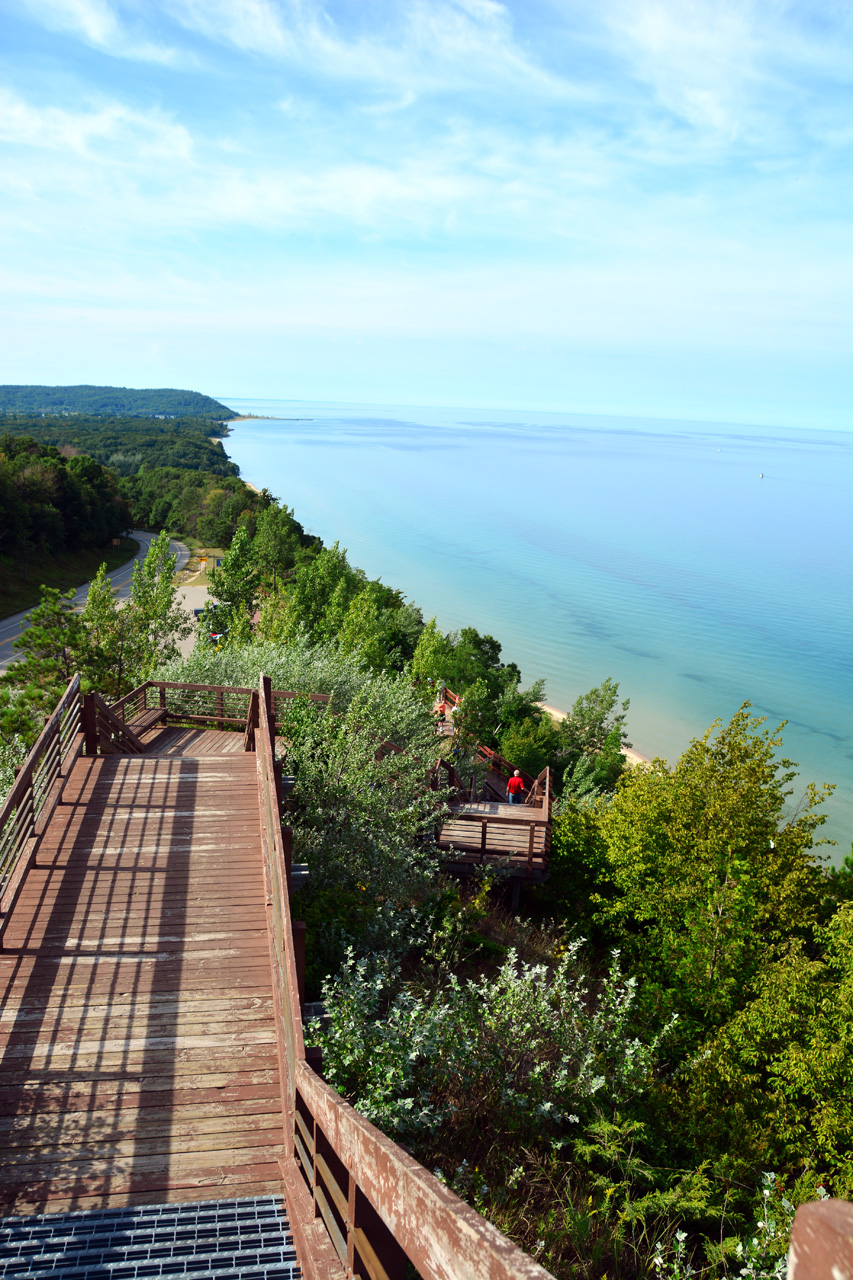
[0,749,197,1212]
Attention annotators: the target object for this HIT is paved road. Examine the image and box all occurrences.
[0,531,190,673]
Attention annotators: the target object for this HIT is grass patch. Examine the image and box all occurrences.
[176,545,226,587]
[0,537,140,619]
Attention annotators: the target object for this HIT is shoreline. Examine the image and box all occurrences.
[227,417,656,768]
[542,703,653,767]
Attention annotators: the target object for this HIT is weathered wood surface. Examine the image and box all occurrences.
[0,748,284,1216]
[136,726,248,756]
[439,802,550,864]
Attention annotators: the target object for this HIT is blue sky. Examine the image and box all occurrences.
[1,0,850,427]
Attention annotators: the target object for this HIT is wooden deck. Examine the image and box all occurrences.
[0,734,284,1216]
[438,800,550,876]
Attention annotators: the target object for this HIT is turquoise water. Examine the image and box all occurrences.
[221,398,853,857]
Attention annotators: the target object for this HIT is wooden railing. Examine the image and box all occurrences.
[82,691,145,755]
[109,680,330,735]
[255,673,553,1280]
[525,766,552,816]
[0,676,84,943]
[439,811,551,875]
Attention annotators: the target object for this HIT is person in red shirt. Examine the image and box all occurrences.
[506,770,525,804]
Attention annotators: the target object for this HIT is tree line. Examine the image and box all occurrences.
[0,384,236,418]
[0,416,237,477]
[0,435,130,571]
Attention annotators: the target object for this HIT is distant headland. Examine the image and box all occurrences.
[0,384,238,420]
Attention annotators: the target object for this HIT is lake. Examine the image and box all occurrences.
[220,398,853,857]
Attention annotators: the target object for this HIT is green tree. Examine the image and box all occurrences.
[409,617,457,696]
[552,678,630,796]
[591,705,832,1038]
[252,500,311,589]
[4,586,85,694]
[205,525,260,643]
[127,529,193,675]
[338,584,423,673]
[76,532,192,695]
[684,903,853,1195]
[258,542,367,645]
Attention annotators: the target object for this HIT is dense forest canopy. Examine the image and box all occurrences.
[0,435,130,562]
[0,415,238,476]
[0,384,236,419]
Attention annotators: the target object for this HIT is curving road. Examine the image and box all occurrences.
[0,531,190,673]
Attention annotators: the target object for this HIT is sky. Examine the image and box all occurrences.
[1,0,851,428]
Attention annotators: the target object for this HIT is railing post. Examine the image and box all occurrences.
[282,824,293,889]
[480,819,487,861]
[82,693,98,756]
[261,673,273,729]
[292,920,306,1008]
[527,823,535,876]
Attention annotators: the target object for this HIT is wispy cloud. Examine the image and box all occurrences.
[0,87,192,160]
[16,0,184,63]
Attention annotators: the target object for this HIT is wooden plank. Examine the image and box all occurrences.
[0,741,286,1217]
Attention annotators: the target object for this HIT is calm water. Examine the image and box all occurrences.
[221,398,853,857]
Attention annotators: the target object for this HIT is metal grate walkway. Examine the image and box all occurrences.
[0,1196,300,1279]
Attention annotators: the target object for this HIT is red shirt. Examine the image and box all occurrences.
[507,776,524,796]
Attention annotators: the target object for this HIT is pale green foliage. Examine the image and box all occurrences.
[278,687,444,898]
[731,1174,797,1280]
[80,530,192,697]
[309,943,673,1148]
[157,636,428,728]
[157,637,446,902]
[0,733,27,801]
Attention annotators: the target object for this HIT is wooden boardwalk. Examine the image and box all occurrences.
[0,732,284,1216]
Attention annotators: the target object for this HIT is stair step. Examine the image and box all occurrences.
[0,1196,300,1279]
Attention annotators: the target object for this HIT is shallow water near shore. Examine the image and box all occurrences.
[221,398,853,858]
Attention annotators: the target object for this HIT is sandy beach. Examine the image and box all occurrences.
[542,703,652,767]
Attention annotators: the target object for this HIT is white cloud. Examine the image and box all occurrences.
[160,0,579,100]
[162,0,295,56]
[17,0,184,62]
[0,87,192,160]
[600,0,852,141]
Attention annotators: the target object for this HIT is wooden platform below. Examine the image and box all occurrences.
[0,747,284,1216]
[438,800,549,875]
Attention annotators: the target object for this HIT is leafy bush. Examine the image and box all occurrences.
[309,943,673,1152]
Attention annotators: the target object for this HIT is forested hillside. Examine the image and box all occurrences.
[0,415,238,475]
[0,434,133,614]
[0,435,129,559]
[0,384,236,418]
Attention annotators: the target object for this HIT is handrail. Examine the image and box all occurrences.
[524,766,551,815]
[84,692,145,755]
[255,671,554,1280]
[476,743,536,790]
[0,676,84,941]
[110,681,330,733]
